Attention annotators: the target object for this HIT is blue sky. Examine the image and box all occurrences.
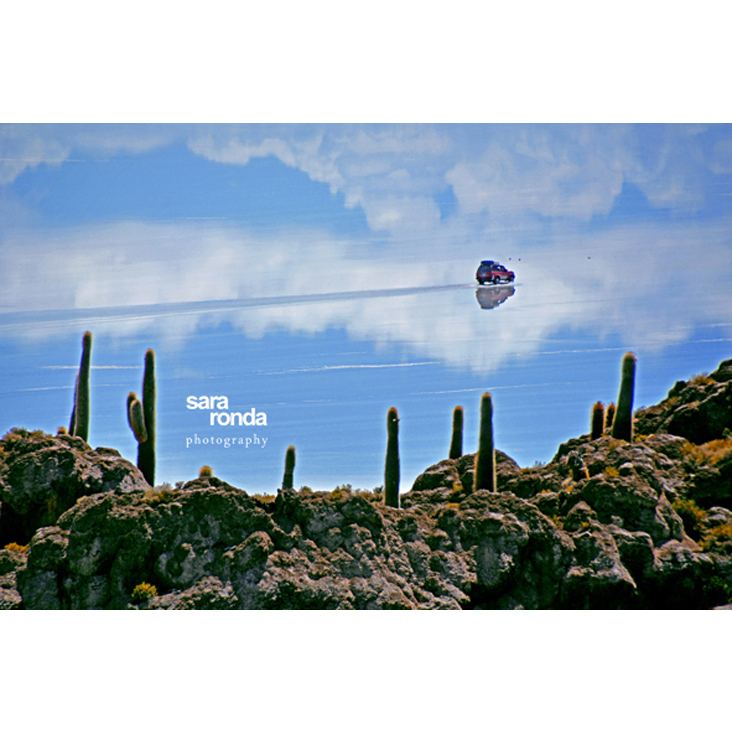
[2,124,732,491]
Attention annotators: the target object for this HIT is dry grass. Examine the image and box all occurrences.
[700,523,732,552]
[143,486,178,505]
[673,498,707,540]
[4,542,29,553]
[689,372,715,387]
[682,438,732,466]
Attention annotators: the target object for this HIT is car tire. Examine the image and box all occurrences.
[493,276,500,284]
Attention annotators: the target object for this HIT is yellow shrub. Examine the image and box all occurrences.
[550,515,565,531]
[682,438,732,466]
[143,487,177,505]
[700,523,732,551]
[4,542,28,553]
[689,373,714,387]
[672,498,708,541]
[131,582,157,602]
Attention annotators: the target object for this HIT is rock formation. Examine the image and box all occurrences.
[2,359,732,610]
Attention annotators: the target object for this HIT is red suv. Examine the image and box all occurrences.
[476,260,515,285]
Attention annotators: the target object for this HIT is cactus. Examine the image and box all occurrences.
[69,331,92,442]
[127,392,147,442]
[449,405,464,460]
[612,352,637,442]
[282,445,296,490]
[126,349,156,485]
[139,350,156,485]
[199,465,214,479]
[591,401,605,440]
[384,407,400,508]
[605,403,616,433]
[474,392,496,493]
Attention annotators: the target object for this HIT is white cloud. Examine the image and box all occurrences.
[187,135,299,169]
[5,123,732,239]
[2,214,731,372]
[445,126,631,220]
[0,127,71,184]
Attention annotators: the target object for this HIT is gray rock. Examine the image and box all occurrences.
[0,429,148,546]
[7,359,732,610]
[147,576,239,610]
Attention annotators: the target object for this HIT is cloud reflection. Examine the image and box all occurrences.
[1,212,731,374]
[2,124,732,374]
[476,285,516,310]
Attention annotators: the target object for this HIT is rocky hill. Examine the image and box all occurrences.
[3,358,732,610]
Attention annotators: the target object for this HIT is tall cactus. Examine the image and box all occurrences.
[591,401,605,440]
[69,331,92,442]
[605,403,616,433]
[127,349,156,485]
[384,407,400,508]
[474,392,496,493]
[449,405,464,460]
[282,445,296,490]
[612,352,637,442]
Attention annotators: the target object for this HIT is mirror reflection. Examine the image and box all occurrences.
[475,284,516,310]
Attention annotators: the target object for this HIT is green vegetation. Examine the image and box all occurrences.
[131,582,157,603]
[672,497,707,540]
[700,575,732,605]
[669,496,732,554]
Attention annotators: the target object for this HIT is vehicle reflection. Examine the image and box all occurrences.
[475,284,516,310]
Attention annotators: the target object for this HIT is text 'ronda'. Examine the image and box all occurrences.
[186,395,267,426]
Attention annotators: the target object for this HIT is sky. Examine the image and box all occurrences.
[2,123,732,492]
